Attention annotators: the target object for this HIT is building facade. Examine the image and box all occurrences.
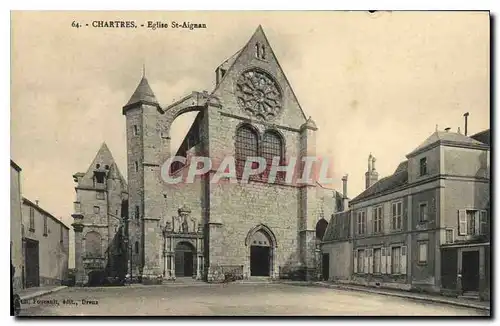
[11,160,23,290]
[71,143,129,285]
[79,26,339,284]
[21,198,70,287]
[322,128,490,300]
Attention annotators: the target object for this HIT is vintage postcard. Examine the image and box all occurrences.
[10,11,490,316]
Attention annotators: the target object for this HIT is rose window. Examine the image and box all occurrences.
[236,69,282,120]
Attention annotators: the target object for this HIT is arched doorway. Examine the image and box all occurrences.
[175,242,196,277]
[246,225,277,277]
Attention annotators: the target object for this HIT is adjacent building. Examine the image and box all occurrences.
[21,198,70,287]
[322,128,490,300]
[11,160,23,290]
[11,160,70,289]
[71,143,129,286]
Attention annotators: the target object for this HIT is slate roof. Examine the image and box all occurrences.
[322,210,351,242]
[125,77,159,107]
[350,166,408,203]
[470,129,490,146]
[407,131,484,157]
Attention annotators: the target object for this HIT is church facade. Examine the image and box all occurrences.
[73,26,340,284]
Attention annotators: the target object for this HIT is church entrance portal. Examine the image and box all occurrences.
[175,242,196,277]
[249,229,272,277]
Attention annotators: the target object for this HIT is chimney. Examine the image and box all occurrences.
[445,127,451,132]
[35,200,39,206]
[365,154,379,189]
[463,112,469,136]
[341,175,349,211]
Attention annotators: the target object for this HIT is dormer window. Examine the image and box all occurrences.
[419,157,427,176]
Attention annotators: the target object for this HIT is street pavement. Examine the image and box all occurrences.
[17,282,489,316]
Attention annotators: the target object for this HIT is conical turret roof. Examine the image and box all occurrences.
[124,77,160,108]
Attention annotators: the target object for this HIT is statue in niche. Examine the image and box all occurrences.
[178,205,192,233]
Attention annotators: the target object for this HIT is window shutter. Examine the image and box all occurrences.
[401,246,407,275]
[458,210,467,235]
[353,250,358,274]
[386,247,392,274]
[381,247,386,274]
[364,251,369,274]
[368,248,373,274]
[480,210,488,235]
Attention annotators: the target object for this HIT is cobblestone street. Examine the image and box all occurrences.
[18,283,489,316]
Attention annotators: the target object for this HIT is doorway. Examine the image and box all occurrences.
[250,246,270,276]
[24,239,39,288]
[175,242,195,277]
[322,253,330,280]
[462,250,480,292]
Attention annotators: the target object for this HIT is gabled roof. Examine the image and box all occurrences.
[211,25,308,122]
[407,131,485,157]
[470,129,490,146]
[124,77,160,109]
[76,142,127,189]
[350,165,408,203]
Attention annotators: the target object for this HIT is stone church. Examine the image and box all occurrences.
[72,26,344,285]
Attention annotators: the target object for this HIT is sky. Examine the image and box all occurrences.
[11,11,490,267]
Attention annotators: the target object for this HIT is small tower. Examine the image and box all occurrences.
[365,154,379,189]
[123,73,164,284]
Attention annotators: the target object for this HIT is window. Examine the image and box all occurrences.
[135,205,140,219]
[133,125,139,136]
[458,209,488,236]
[60,225,64,243]
[262,131,283,165]
[255,42,266,60]
[235,125,258,161]
[357,249,365,273]
[445,229,454,243]
[96,192,105,200]
[220,68,226,78]
[391,246,401,274]
[29,207,35,231]
[419,202,428,223]
[373,248,382,274]
[235,125,259,176]
[391,201,402,230]
[419,157,427,176]
[467,210,475,234]
[418,242,428,264]
[373,206,383,233]
[134,161,139,173]
[135,241,139,254]
[93,206,100,214]
[43,215,48,236]
[356,211,366,235]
